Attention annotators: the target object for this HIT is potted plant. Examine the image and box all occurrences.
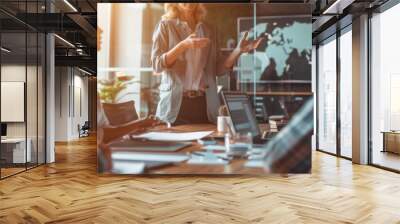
[98,73,139,103]
[98,73,142,125]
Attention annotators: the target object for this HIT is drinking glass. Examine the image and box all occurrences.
[225,132,253,157]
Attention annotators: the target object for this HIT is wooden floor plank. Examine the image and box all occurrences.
[0,135,399,223]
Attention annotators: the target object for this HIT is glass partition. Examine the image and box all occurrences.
[339,27,352,158]
[370,3,400,171]
[1,31,28,177]
[317,36,337,155]
[0,1,46,179]
[27,30,39,169]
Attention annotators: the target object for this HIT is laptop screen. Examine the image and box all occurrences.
[223,93,261,137]
[1,123,7,137]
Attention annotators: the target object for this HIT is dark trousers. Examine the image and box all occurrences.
[174,95,209,125]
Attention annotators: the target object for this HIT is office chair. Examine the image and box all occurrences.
[102,100,139,126]
[78,121,90,138]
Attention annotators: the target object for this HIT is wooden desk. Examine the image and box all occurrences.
[382,131,400,154]
[1,138,32,164]
[106,124,265,175]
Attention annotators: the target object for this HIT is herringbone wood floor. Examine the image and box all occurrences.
[1,135,400,224]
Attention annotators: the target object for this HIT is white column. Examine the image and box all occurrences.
[46,33,56,163]
[352,14,369,164]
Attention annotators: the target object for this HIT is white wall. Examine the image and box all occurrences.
[55,67,69,141]
[97,3,150,116]
[72,74,89,138]
[97,3,111,81]
[1,65,36,137]
[1,65,25,138]
[55,67,89,141]
[1,64,46,164]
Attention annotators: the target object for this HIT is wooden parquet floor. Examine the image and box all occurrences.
[1,135,400,224]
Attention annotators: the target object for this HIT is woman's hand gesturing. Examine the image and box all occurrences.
[181,34,210,50]
[237,31,264,53]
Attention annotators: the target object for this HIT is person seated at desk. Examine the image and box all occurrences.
[151,3,263,125]
[97,97,162,172]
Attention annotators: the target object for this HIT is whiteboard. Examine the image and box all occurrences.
[1,82,25,122]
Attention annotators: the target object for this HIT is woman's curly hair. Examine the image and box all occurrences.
[162,3,206,23]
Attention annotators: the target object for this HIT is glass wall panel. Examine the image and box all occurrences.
[1,31,28,177]
[0,1,46,179]
[317,36,337,154]
[371,3,400,171]
[339,28,352,158]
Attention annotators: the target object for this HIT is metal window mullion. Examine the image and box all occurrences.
[336,28,341,157]
[36,0,39,167]
[25,0,28,171]
[367,10,373,165]
[0,27,2,179]
[316,44,320,150]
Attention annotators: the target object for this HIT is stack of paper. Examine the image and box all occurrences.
[133,131,213,142]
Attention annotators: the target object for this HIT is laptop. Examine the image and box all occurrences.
[221,92,268,144]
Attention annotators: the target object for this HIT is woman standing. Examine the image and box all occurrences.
[152,3,262,125]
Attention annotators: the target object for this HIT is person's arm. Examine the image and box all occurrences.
[163,41,187,67]
[223,31,264,70]
[164,34,210,67]
[151,21,209,73]
[223,48,242,70]
[101,116,161,144]
[151,22,170,73]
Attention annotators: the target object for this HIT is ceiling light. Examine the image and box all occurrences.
[78,67,92,76]
[63,0,78,12]
[323,0,354,15]
[54,34,75,48]
[1,47,11,53]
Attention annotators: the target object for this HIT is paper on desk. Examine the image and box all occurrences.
[244,160,265,168]
[134,131,213,142]
[112,161,145,174]
[202,145,226,151]
[111,152,189,162]
[187,152,229,165]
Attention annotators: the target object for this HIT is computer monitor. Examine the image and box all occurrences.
[222,92,261,138]
[1,123,7,137]
[263,96,287,119]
